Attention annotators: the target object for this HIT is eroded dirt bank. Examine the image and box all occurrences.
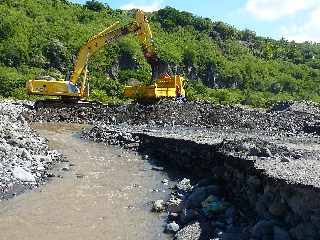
[0,123,172,240]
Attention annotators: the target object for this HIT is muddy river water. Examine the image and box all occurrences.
[0,123,171,240]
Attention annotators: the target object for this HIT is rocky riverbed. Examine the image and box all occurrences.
[0,101,62,199]
[4,99,320,239]
[32,100,320,135]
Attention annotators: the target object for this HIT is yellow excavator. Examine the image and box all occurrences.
[26,10,185,102]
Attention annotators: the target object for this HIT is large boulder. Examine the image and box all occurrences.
[185,185,220,209]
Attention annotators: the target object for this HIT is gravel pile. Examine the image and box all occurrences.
[81,125,139,149]
[32,100,320,135]
[269,100,320,115]
[0,101,62,199]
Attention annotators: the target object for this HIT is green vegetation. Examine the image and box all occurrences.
[0,0,320,106]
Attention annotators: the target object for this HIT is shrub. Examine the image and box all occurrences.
[85,0,106,12]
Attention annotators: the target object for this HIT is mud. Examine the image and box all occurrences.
[0,123,173,240]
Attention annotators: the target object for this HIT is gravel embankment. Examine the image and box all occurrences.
[82,123,320,188]
[0,101,62,199]
[33,100,320,135]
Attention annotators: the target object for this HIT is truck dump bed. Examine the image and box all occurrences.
[124,75,185,100]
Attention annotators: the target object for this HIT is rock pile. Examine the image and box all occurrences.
[32,100,320,136]
[0,101,62,199]
[162,178,238,239]
[81,125,139,149]
[159,178,301,240]
[269,100,320,115]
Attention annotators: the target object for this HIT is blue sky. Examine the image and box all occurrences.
[71,0,320,42]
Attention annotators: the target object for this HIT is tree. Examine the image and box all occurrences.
[210,22,238,40]
[85,0,106,12]
[241,29,256,42]
[183,48,196,67]
[193,17,212,32]
[44,39,68,71]
[0,22,13,39]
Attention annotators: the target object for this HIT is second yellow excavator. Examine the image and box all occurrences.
[26,10,185,102]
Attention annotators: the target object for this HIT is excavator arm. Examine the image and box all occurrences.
[69,10,157,86]
[134,10,157,66]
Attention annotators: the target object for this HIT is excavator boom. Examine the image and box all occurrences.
[69,10,157,85]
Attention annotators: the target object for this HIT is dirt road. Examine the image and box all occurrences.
[0,123,170,240]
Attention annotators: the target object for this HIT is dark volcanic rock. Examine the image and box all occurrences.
[32,100,320,136]
[185,186,220,209]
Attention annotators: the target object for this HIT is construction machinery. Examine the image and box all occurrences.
[26,10,185,102]
[124,74,185,100]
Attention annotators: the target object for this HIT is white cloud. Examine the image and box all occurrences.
[120,0,163,12]
[282,7,320,42]
[246,0,317,21]
[244,0,320,42]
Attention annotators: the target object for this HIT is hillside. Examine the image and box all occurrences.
[1,0,320,106]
